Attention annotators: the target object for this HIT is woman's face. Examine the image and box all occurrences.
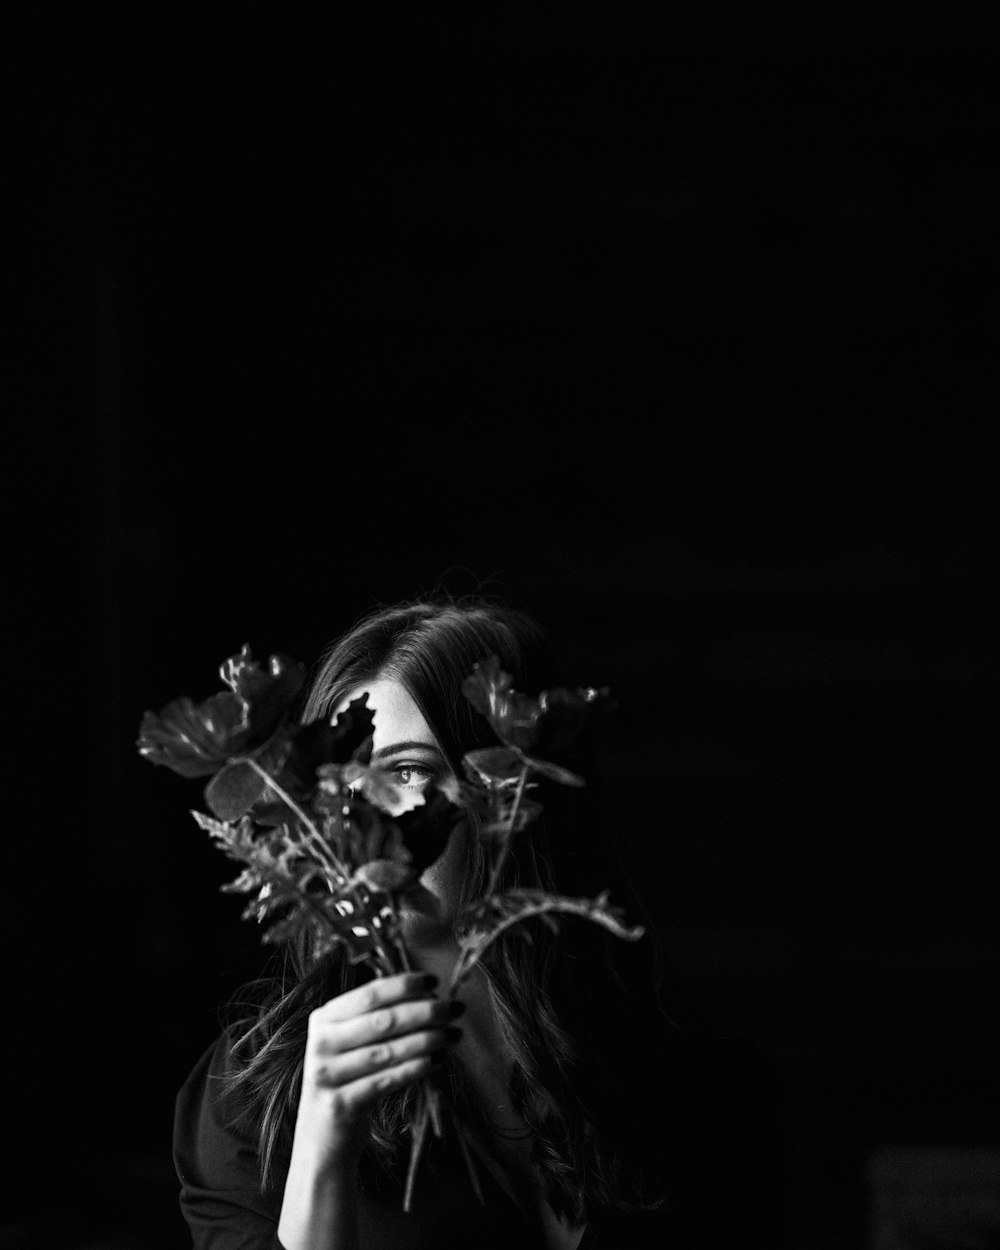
[337,677,466,945]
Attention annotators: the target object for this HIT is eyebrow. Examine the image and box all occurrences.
[371,740,445,763]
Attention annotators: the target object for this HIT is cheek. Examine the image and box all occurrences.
[420,825,468,908]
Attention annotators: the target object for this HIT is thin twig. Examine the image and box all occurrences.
[402,1095,431,1213]
[484,765,530,896]
[243,758,351,884]
[449,893,645,992]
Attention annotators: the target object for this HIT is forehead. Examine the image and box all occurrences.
[337,677,436,747]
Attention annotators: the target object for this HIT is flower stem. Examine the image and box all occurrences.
[368,899,407,975]
[447,766,531,992]
[242,758,350,885]
[484,765,530,897]
[449,893,644,992]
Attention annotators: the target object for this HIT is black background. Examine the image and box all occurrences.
[7,11,999,1249]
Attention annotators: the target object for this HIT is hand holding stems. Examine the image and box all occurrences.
[228,755,475,1208]
[277,972,464,1250]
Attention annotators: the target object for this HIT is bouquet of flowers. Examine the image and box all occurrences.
[138,645,644,1209]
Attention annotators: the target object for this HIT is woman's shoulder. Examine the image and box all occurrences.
[173,1025,292,1247]
[176,1025,246,1112]
[174,1024,276,1179]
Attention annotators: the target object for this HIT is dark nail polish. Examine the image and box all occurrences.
[444,1026,463,1043]
[447,1000,466,1018]
[421,973,439,991]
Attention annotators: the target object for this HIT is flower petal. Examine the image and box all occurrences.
[137,691,248,777]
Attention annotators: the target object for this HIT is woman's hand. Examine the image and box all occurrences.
[278,971,462,1249]
[293,971,462,1170]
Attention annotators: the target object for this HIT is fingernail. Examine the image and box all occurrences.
[421,974,439,991]
[444,1026,463,1043]
[447,1000,466,1018]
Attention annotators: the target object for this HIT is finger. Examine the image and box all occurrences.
[313,1027,457,1086]
[333,1054,440,1111]
[314,972,440,1024]
[314,997,462,1055]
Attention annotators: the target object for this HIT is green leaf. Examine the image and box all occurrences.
[344,762,408,813]
[451,889,645,989]
[191,810,260,859]
[340,804,409,869]
[523,756,585,787]
[463,746,525,786]
[328,694,376,764]
[246,697,376,819]
[205,760,268,821]
[392,785,463,876]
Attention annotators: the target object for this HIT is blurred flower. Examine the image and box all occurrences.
[138,646,305,778]
[461,657,613,786]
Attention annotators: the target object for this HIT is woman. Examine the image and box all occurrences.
[173,596,785,1248]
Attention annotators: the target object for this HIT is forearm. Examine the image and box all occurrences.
[277,1153,361,1250]
[276,972,452,1248]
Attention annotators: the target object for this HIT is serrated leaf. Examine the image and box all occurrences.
[327,694,376,764]
[222,866,263,896]
[392,785,463,876]
[348,763,412,814]
[451,888,645,989]
[274,697,375,799]
[191,811,263,861]
[191,809,237,839]
[341,804,409,869]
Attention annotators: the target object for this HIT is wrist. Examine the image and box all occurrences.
[279,1150,361,1250]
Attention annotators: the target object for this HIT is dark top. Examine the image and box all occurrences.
[174,1027,786,1249]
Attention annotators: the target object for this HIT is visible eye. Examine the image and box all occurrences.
[392,762,436,789]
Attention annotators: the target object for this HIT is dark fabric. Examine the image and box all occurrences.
[173,1027,786,1249]
[174,1033,286,1250]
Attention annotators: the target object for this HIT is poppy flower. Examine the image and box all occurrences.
[138,646,306,778]
[461,657,612,786]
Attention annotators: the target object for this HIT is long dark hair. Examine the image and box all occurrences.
[223,595,701,1222]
